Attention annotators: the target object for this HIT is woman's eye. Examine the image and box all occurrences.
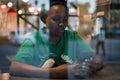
[52,17,68,22]
[63,18,68,21]
[53,18,60,22]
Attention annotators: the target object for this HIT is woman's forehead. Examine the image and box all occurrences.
[49,5,67,15]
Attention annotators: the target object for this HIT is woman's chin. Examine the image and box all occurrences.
[56,32,63,37]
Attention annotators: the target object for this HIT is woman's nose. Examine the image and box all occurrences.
[59,22,64,27]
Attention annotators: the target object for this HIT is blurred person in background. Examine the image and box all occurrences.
[96,27,106,56]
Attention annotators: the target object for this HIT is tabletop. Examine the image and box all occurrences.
[10,62,120,80]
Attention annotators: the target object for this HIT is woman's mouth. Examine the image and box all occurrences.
[59,30,64,33]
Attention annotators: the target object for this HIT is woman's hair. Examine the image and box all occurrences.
[50,0,67,8]
[40,0,68,24]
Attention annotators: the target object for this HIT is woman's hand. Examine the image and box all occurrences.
[50,64,82,79]
[68,63,91,79]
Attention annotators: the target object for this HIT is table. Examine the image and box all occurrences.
[10,62,120,80]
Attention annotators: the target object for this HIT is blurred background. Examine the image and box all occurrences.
[0,0,112,42]
[0,0,120,79]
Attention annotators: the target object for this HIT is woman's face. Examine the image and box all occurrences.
[46,5,68,37]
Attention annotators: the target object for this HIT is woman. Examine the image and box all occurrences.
[9,0,103,79]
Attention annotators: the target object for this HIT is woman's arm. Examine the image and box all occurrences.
[9,61,50,78]
[9,61,75,79]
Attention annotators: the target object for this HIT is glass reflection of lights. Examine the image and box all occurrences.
[7,2,13,7]
[18,10,22,14]
[22,0,29,3]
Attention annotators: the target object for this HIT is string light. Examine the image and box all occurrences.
[0,4,7,12]
[7,2,13,7]
[18,10,22,14]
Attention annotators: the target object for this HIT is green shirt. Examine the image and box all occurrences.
[13,30,94,67]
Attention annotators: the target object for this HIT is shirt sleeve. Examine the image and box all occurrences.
[67,31,95,62]
[13,39,34,65]
[75,33,94,52]
[74,32,95,62]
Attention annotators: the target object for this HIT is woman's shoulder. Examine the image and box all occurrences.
[64,30,78,35]
[62,30,81,41]
[63,30,83,40]
[24,31,39,44]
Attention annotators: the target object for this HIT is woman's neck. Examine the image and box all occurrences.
[49,36,60,44]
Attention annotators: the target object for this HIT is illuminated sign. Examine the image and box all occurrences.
[97,0,111,6]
